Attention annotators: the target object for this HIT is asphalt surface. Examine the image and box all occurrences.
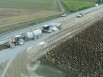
[0,4,103,63]
[1,4,103,77]
[0,4,103,44]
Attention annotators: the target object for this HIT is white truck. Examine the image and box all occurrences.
[32,29,42,39]
[23,29,42,40]
[42,23,62,33]
[94,4,99,7]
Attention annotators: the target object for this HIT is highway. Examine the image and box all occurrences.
[1,4,103,77]
[0,4,103,63]
[0,4,103,44]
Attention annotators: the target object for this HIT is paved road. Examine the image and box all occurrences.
[0,4,103,63]
[0,4,102,61]
[0,4,103,44]
[1,4,103,77]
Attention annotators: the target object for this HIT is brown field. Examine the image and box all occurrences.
[0,8,58,25]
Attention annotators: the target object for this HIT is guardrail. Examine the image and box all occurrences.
[0,0,65,34]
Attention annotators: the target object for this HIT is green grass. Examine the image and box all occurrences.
[0,0,59,11]
[62,0,97,11]
[0,0,62,34]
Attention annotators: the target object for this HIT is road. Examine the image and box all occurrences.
[0,4,103,44]
[18,5,103,77]
[1,4,103,77]
[0,4,103,63]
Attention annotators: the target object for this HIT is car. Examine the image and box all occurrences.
[77,13,84,18]
[61,14,67,17]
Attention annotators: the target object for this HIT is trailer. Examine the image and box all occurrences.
[32,29,42,39]
[24,31,34,40]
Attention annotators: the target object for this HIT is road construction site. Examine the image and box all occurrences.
[0,3,103,77]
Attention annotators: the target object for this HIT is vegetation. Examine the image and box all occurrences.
[62,0,97,12]
[41,19,103,77]
[97,0,103,4]
[0,0,59,10]
[0,0,61,33]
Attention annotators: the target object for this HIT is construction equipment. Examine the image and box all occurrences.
[7,35,24,48]
[49,23,62,29]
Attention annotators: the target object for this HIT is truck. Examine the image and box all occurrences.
[61,13,67,17]
[32,29,42,39]
[49,23,62,29]
[94,4,99,7]
[23,29,42,40]
[2,22,60,48]
[42,23,62,33]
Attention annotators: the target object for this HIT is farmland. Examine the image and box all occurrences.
[0,0,61,26]
[40,18,103,77]
[62,0,97,11]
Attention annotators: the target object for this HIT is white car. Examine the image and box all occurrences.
[61,14,67,17]
[77,13,84,18]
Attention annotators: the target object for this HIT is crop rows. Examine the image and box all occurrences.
[41,19,103,77]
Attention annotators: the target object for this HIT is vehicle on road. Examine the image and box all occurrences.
[42,23,62,33]
[6,35,24,48]
[24,29,42,40]
[32,29,42,39]
[2,22,61,48]
[61,13,67,17]
[77,13,84,18]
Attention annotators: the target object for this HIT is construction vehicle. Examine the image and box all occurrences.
[24,31,34,40]
[7,34,24,48]
[49,23,62,29]
[42,23,62,33]
[2,22,61,48]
